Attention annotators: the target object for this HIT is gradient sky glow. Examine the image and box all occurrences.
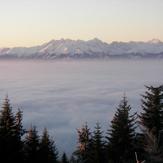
[0,0,163,47]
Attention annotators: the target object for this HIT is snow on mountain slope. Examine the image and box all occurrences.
[0,38,163,59]
[109,40,163,55]
[148,38,162,44]
[39,38,110,56]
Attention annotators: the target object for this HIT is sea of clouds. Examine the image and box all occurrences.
[0,59,162,155]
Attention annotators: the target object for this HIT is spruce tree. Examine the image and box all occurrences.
[23,126,40,163]
[0,96,24,163]
[15,109,25,138]
[15,108,26,162]
[39,128,58,163]
[70,155,77,163]
[62,152,69,163]
[139,85,163,162]
[92,122,105,163]
[140,85,163,139]
[74,123,93,163]
[106,96,136,162]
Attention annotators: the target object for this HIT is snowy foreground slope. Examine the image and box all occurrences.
[0,38,163,59]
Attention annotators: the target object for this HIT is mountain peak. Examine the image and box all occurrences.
[148,38,162,44]
[92,37,101,41]
[0,38,163,59]
[88,38,104,44]
[92,38,101,41]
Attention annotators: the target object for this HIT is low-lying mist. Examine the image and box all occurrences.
[0,59,162,155]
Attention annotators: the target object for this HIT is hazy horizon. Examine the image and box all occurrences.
[1,37,163,48]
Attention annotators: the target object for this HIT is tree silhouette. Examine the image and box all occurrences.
[39,128,58,163]
[75,123,93,163]
[62,152,69,163]
[139,85,163,162]
[23,126,40,163]
[92,122,105,163]
[0,96,24,163]
[106,96,136,162]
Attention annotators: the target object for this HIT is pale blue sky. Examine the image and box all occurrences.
[0,0,163,47]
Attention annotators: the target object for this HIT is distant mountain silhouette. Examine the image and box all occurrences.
[0,38,163,59]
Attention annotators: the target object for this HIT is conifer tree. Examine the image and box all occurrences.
[106,96,136,162]
[15,109,25,138]
[23,126,40,163]
[0,96,24,163]
[74,123,93,163]
[39,128,58,163]
[62,152,69,163]
[140,85,163,139]
[139,85,163,162]
[92,122,105,163]
[70,155,77,163]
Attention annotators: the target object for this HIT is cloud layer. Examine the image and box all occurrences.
[0,59,162,155]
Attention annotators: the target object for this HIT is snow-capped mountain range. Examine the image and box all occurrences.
[0,38,163,59]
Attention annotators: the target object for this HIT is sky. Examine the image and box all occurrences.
[0,0,163,47]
